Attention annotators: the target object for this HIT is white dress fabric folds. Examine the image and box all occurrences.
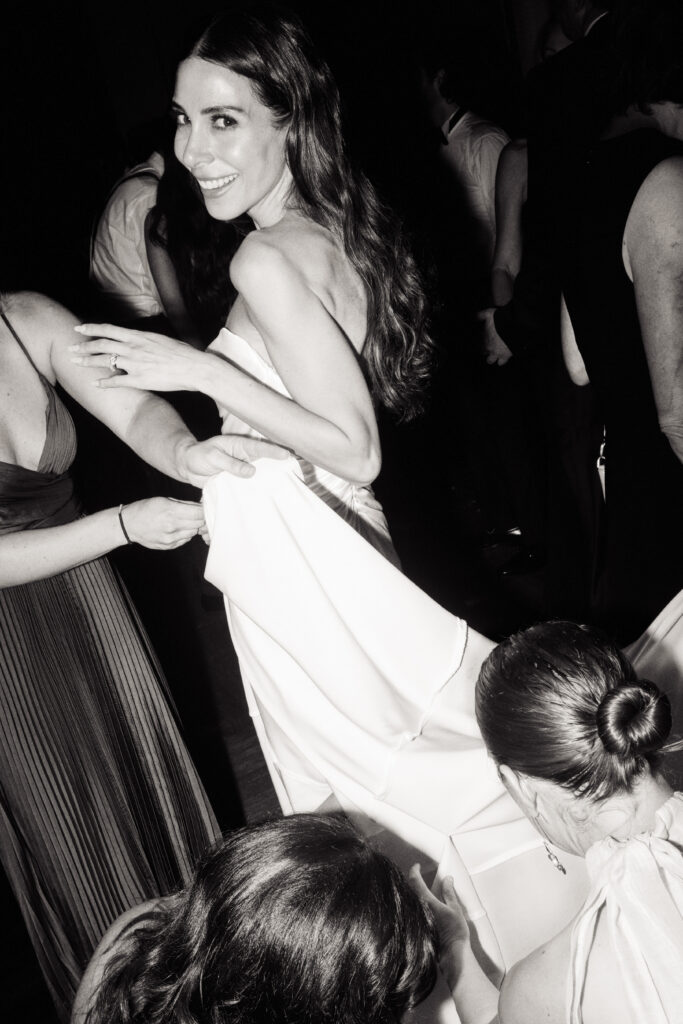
[203,327,683,981]
[569,793,683,1024]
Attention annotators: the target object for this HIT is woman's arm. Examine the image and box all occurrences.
[409,868,500,1024]
[560,293,590,386]
[0,498,205,588]
[71,233,382,485]
[10,292,271,486]
[623,156,683,463]
[491,141,528,308]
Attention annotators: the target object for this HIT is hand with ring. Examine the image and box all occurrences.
[69,323,206,392]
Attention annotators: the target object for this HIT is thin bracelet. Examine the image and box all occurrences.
[117,504,133,545]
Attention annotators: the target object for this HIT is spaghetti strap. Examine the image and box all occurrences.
[1,311,46,380]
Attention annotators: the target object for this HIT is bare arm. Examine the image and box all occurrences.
[624,156,683,463]
[410,868,500,1024]
[491,141,528,307]
[0,497,205,588]
[14,293,264,486]
[45,298,203,482]
[560,293,590,386]
[72,234,382,484]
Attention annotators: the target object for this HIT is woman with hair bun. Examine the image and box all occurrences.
[72,813,438,1024]
[415,621,683,1024]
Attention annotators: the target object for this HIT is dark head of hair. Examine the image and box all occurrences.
[183,2,433,420]
[476,621,673,801]
[86,813,438,1024]
[610,0,683,112]
[418,30,512,127]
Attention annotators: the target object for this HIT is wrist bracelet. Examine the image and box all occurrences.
[117,504,133,545]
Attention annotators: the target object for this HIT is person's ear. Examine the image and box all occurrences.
[499,765,532,802]
[498,765,539,817]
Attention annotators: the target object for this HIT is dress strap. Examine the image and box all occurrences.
[1,311,47,381]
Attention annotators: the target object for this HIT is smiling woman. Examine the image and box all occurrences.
[65,2,453,826]
[172,59,291,227]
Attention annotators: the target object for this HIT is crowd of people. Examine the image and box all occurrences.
[2,1,682,1022]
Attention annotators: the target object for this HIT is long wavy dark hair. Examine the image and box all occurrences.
[186,3,433,420]
[85,813,438,1024]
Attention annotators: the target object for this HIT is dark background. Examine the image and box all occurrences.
[1,0,550,308]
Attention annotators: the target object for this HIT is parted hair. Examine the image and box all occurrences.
[85,813,438,1024]
[476,621,673,800]
[188,2,433,420]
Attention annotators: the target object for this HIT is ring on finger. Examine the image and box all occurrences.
[110,354,118,371]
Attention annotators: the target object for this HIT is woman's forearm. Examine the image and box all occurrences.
[191,351,380,484]
[116,393,200,484]
[0,510,127,588]
[442,941,500,1024]
[491,268,515,308]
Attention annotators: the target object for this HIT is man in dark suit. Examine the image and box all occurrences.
[481,1,613,364]
[477,1,613,603]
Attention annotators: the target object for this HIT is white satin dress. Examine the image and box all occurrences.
[202,327,683,988]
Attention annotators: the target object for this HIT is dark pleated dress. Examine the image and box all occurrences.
[0,313,220,1020]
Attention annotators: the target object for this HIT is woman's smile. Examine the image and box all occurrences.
[195,173,238,194]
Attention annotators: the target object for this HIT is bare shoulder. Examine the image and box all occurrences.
[4,291,79,334]
[230,218,336,287]
[624,156,683,282]
[2,292,79,376]
[627,156,683,241]
[229,227,303,294]
[498,927,570,1024]
[635,154,683,207]
[500,908,630,1024]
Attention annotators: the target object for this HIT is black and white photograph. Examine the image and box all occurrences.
[1,0,682,1020]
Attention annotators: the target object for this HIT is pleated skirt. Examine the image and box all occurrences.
[0,556,219,1020]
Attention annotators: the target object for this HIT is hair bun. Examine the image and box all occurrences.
[597,680,672,758]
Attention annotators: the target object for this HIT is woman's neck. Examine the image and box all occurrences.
[576,775,674,853]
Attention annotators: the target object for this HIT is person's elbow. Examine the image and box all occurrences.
[661,423,683,465]
[342,427,381,485]
[350,438,382,486]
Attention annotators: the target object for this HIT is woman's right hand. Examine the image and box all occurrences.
[177,435,290,489]
[409,867,470,954]
[409,866,501,1024]
[119,497,206,550]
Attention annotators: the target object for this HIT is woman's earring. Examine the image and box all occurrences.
[544,842,566,875]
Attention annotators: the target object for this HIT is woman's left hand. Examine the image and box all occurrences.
[69,323,205,391]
